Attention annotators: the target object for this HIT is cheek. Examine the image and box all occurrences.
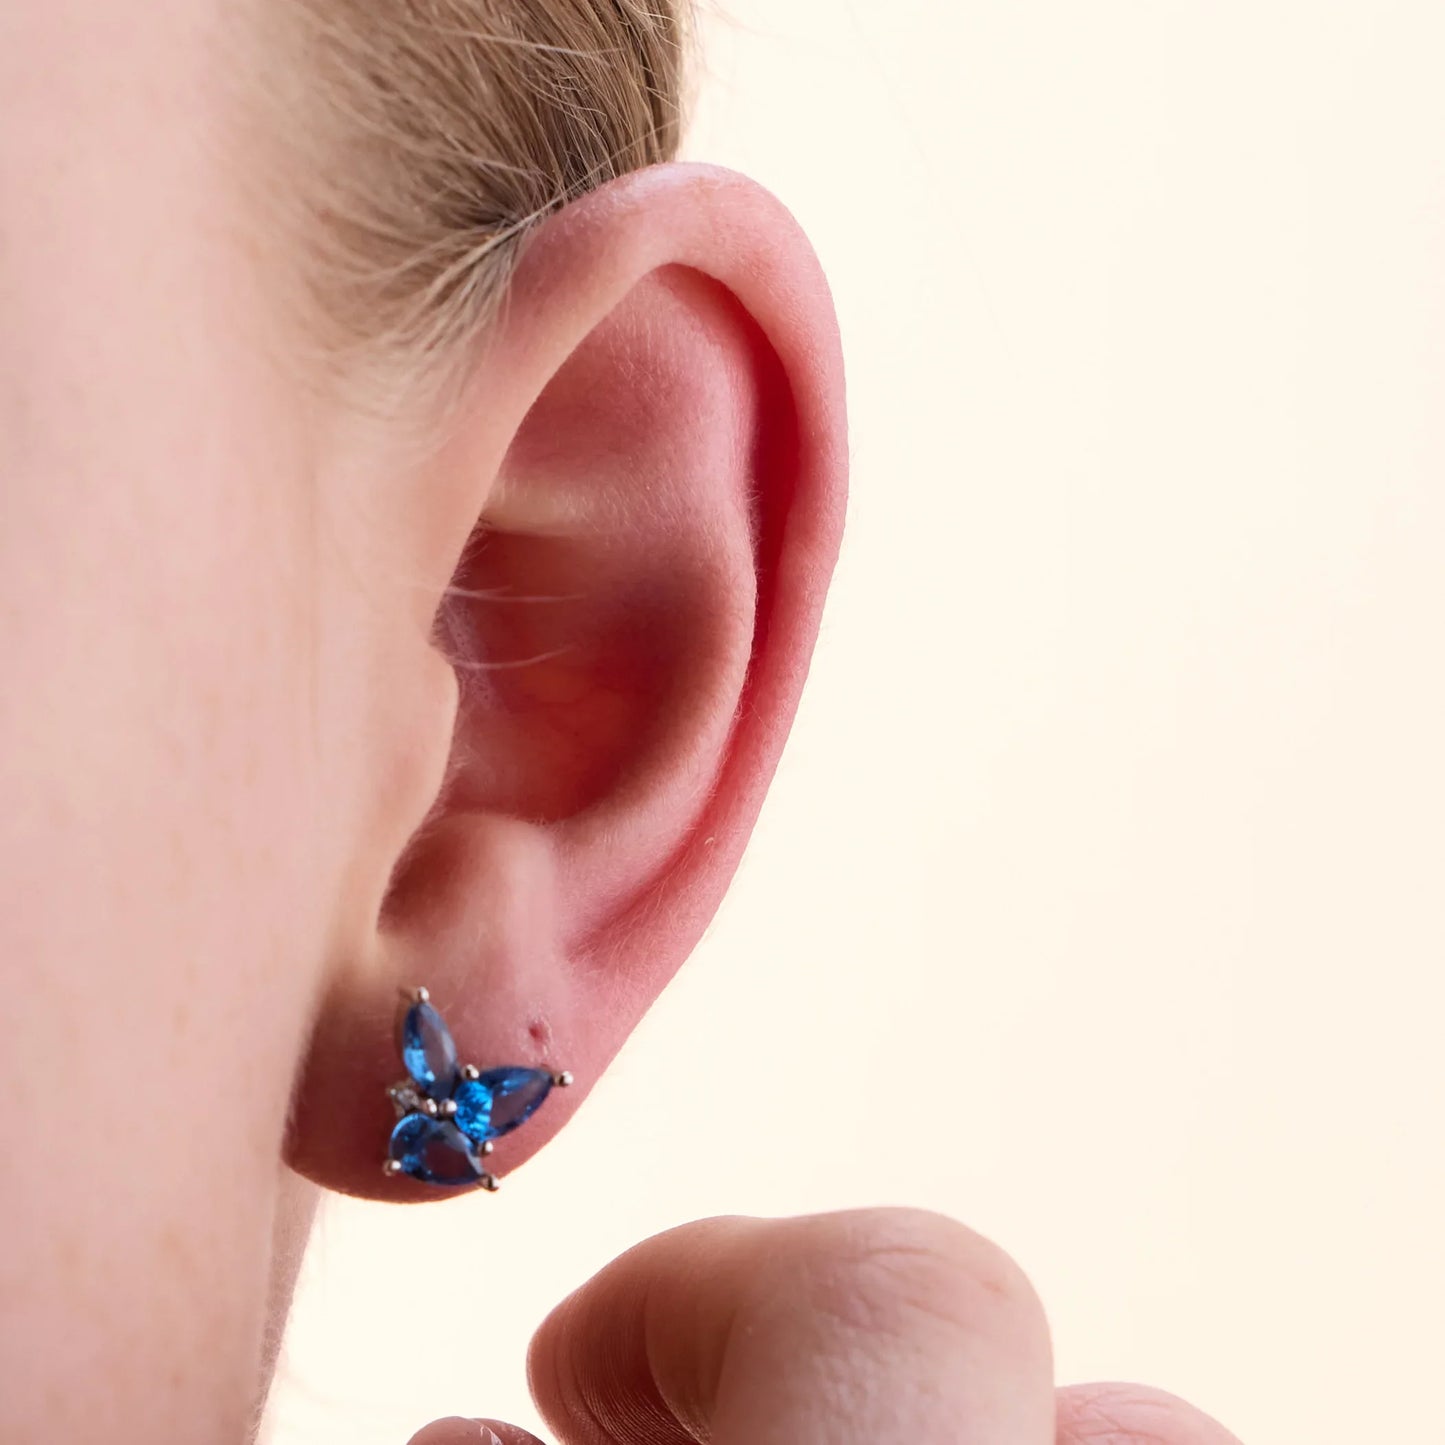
[0,10,382,1436]
[0,345,348,1437]
[0,404,337,1091]
[0,0,344,1028]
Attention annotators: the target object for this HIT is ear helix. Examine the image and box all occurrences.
[383,987,573,1191]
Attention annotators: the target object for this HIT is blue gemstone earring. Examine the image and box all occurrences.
[383,987,572,1191]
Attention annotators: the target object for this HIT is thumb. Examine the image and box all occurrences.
[527,1209,1055,1445]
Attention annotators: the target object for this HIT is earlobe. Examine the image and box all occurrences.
[285,164,846,1201]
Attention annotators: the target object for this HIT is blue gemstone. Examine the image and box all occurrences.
[454,1067,554,1143]
[388,1113,484,1186]
[399,999,459,1099]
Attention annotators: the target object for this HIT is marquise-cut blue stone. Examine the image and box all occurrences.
[388,1113,484,1186]
[400,999,459,1099]
[454,1067,554,1143]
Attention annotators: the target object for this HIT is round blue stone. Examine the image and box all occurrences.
[454,1067,554,1143]
[388,1114,484,1186]
[399,999,459,1099]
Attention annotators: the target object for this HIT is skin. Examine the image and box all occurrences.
[0,4,1242,1443]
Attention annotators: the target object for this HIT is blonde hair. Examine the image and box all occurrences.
[261,0,693,398]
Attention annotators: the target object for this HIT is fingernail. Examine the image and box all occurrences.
[475,1424,543,1445]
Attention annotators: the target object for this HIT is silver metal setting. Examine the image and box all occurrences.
[480,1173,501,1192]
[553,1070,574,1087]
[461,1064,481,1081]
[388,1081,426,1120]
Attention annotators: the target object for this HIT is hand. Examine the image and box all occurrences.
[410,1208,1241,1445]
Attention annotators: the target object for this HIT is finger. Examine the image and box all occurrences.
[529,1208,1054,1445]
[1056,1383,1244,1444]
[407,1418,546,1445]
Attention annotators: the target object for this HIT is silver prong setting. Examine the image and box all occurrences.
[441,1098,458,1118]
[553,1070,574,1088]
[422,1098,440,1118]
[479,1173,501,1192]
[383,1159,403,1177]
[480,1140,494,1156]
[461,1064,480,1081]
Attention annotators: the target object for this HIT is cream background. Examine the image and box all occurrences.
[263,4,1445,1441]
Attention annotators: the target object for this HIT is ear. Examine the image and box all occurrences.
[287,163,847,1200]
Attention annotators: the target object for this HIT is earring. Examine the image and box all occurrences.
[383,987,573,1190]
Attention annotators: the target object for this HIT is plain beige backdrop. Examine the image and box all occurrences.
[262,4,1445,1441]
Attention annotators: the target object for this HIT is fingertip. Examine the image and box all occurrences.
[526,1214,771,1445]
[529,1210,1058,1445]
[1056,1382,1243,1444]
[407,1417,546,1445]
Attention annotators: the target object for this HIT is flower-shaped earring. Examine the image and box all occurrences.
[383,987,572,1190]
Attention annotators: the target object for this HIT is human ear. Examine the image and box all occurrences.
[286,163,847,1200]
